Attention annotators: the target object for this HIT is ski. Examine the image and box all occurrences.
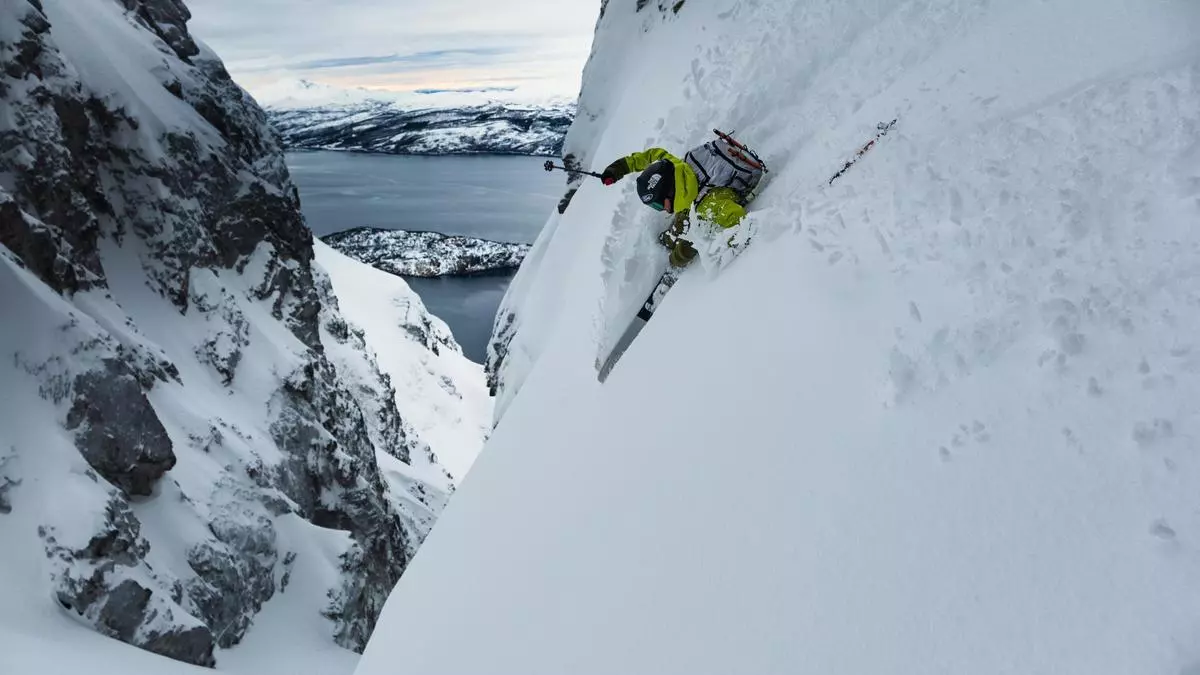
[827,118,898,186]
[596,270,679,383]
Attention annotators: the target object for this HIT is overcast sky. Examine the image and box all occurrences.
[187,0,600,102]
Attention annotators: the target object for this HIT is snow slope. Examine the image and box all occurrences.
[357,0,1200,673]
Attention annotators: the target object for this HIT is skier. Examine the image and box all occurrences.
[598,132,765,267]
[591,123,895,382]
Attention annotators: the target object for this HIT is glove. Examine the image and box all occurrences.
[668,239,698,268]
[668,211,690,237]
[657,230,677,250]
[600,158,629,186]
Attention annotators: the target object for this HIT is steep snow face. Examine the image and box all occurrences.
[0,0,483,671]
[323,227,530,278]
[361,1,1200,674]
[267,102,574,156]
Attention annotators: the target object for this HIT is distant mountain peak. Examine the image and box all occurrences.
[254,78,575,111]
[267,100,574,157]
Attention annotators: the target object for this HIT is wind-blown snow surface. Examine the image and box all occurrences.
[358,1,1200,674]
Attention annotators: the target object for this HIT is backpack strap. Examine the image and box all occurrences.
[684,148,713,198]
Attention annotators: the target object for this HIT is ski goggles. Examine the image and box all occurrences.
[647,201,665,212]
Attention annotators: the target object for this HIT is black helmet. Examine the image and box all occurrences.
[635,159,675,212]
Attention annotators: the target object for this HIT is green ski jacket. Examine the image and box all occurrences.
[618,148,747,229]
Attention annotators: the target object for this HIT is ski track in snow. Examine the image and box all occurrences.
[360,0,1200,674]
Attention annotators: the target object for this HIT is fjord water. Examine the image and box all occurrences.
[287,152,564,361]
[287,152,562,240]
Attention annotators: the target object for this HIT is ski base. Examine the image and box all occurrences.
[596,271,678,383]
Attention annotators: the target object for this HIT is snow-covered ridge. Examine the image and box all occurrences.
[0,0,486,672]
[253,77,575,111]
[323,227,529,278]
[267,101,574,156]
[356,0,1200,674]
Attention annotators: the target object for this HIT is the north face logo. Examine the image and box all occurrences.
[647,174,661,190]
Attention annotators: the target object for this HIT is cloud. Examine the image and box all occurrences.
[186,0,599,104]
[415,86,518,95]
[288,48,512,72]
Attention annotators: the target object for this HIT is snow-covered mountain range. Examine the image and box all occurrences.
[323,227,529,278]
[354,1,1200,674]
[253,77,573,112]
[267,100,574,156]
[0,1,487,673]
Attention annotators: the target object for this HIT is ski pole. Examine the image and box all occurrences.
[713,129,768,172]
[777,117,900,204]
[543,161,604,180]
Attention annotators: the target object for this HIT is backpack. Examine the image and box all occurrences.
[683,129,768,204]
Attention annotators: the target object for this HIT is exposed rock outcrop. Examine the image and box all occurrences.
[269,349,415,651]
[0,447,15,514]
[41,491,217,667]
[66,359,177,497]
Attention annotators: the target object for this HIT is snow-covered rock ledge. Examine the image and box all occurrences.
[323,227,530,278]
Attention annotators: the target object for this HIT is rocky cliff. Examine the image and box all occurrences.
[0,0,479,668]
